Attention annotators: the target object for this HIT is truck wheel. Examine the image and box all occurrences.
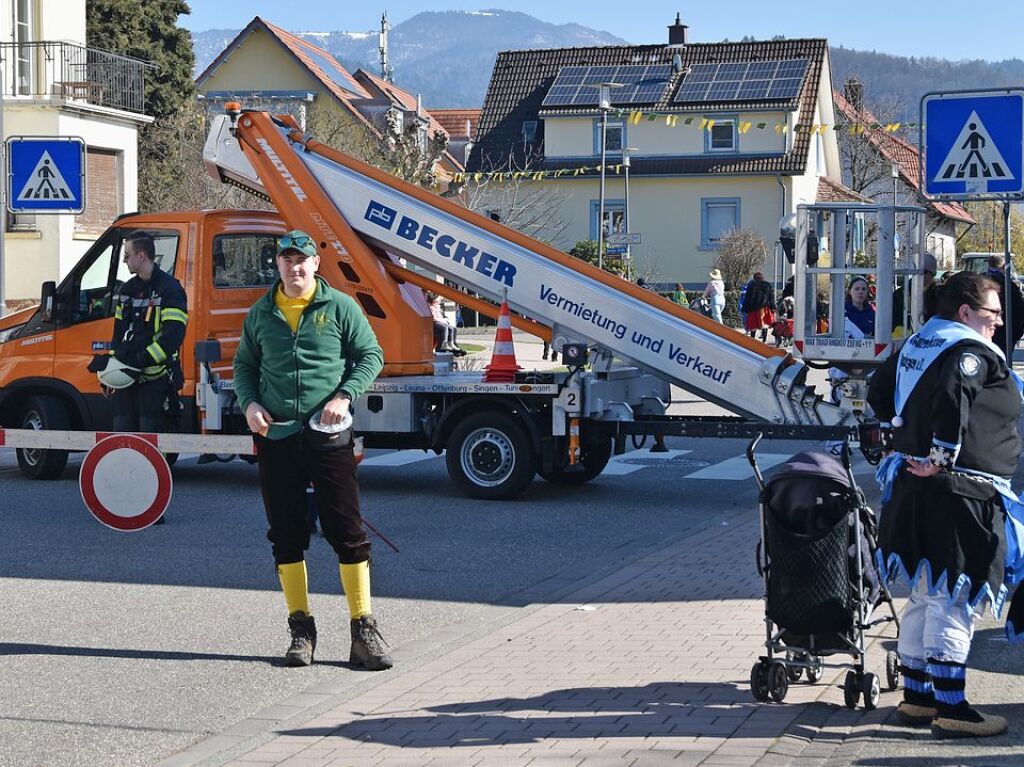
[538,435,612,485]
[16,395,71,480]
[446,411,535,500]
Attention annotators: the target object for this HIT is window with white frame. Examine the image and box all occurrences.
[591,200,625,240]
[706,118,737,152]
[14,0,34,95]
[593,120,623,155]
[700,198,739,249]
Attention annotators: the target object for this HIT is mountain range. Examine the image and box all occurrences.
[190,9,1024,118]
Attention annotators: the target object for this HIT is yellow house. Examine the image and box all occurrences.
[196,17,462,182]
[468,15,859,287]
[1,0,150,309]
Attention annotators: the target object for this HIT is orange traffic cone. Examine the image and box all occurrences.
[483,297,522,382]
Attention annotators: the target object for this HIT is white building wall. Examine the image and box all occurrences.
[0,0,85,43]
[543,112,790,159]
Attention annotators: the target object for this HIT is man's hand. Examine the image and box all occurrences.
[245,402,273,436]
[319,395,351,426]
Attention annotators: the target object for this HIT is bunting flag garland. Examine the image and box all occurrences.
[451,113,924,184]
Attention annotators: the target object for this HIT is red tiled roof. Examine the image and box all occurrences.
[432,109,481,139]
[833,90,975,225]
[817,175,873,203]
[470,38,828,175]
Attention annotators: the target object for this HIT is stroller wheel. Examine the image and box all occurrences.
[767,661,789,702]
[750,662,771,702]
[785,651,804,682]
[806,656,824,684]
[885,651,901,691]
[843,671,861,709]
[862,672,880,710]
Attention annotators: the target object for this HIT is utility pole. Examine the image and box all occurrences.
[378,12,394,84]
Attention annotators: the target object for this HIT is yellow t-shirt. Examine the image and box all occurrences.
[275,284,316,333]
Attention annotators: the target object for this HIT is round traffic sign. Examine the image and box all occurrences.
[79,434,172,530]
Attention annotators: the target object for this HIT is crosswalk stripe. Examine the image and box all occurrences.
[685,453,790,481]
[361,450,442,467]
[602,449,692,476]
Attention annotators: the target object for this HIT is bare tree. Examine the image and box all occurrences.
[713,228,768,289]
[836,79,908,202]
[459,152,571,246]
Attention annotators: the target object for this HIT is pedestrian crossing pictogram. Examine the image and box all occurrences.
[922,90,1024,200]
[16,151,75,201]
[6,136,86,213]
[935,112,1012,184]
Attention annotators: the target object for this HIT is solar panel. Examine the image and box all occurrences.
[297,44,365,97]
[541,64,673,108]
[673,59,809,104]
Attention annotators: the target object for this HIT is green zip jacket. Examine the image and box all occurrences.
[233,277,384,439]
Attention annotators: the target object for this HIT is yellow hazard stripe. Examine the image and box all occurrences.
[160,308,188,324]
[146,342,167,364]
[114,306,123,320]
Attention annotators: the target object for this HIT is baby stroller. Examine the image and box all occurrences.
[746,436,900,709]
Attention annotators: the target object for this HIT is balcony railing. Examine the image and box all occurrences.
[0,41,151,115]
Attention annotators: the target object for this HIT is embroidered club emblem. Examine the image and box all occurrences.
[314,311,328,335]
[959,352,981,377]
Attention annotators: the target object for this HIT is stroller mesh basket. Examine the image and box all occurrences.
[765,498,852,635]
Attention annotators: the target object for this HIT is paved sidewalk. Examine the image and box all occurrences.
[164,505,1021,766]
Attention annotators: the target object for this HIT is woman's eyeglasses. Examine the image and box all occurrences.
[976,305,1003,319]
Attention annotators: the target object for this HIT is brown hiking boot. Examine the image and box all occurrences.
[931,705,1007,738]
[350,614,392,671]
[285,611,317,667]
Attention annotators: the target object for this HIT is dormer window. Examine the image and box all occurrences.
[706,117,737,152]
[522,120,538,144]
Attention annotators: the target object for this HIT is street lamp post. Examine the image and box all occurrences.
[596,82,621,272]
[622,146,638,282]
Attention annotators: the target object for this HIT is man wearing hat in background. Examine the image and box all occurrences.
[233,229,390,671]
[703,268,726,324]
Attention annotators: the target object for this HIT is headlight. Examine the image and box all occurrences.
[0,325,22,344]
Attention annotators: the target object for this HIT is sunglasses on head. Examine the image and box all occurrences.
[278,234,314,250]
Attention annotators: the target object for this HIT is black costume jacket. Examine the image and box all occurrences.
[868,338,1021,608]
[112,266,188,382]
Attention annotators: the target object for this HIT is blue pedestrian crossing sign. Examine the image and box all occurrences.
[921,90,1024,200]
[6,136,86,213]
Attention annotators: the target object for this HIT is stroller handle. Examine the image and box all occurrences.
[746,433,766,491]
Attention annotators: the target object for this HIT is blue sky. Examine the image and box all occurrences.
[181,1,1024,62]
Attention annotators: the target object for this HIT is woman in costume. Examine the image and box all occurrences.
[868,271,1023,738]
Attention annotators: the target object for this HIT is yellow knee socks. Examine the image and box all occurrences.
[277,561,310,616]
[340,561,372,619]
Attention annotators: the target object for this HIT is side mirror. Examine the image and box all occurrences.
[806,233,820,266]
[40,281,56,322]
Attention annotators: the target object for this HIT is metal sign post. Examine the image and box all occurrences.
[920,88,1024,360]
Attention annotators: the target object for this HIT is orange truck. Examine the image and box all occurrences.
[0,107,853,498]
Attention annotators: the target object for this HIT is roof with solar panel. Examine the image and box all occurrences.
[469,17,829,176]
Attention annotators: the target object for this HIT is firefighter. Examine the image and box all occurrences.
[98,230,189,435]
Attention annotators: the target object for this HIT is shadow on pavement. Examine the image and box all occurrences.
[279,681,799,747]
[0,641,277,665]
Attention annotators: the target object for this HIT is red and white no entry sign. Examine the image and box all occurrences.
[79,434,172,530]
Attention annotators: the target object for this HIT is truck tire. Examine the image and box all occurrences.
[445,411,535,500]
[538,435,613,485]
[16,395,71,480]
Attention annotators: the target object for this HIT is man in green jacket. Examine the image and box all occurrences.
[234,230,389,670]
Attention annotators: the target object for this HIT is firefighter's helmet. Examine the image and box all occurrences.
[97,357,140,389]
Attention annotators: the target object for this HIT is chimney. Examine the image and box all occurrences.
[844,78,864,110]
[668,12,688,47]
